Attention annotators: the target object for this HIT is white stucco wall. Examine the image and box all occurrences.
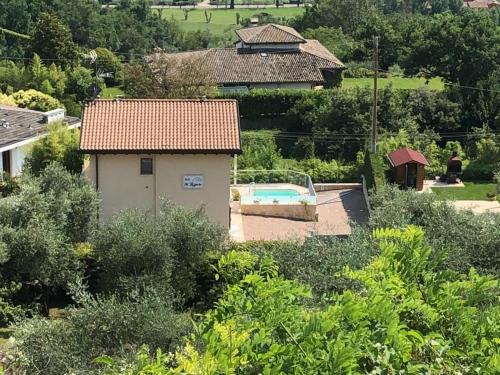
[85,154,232,227]
[10,145,31,176]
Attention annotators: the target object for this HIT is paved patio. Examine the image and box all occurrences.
[421,179,464,193]
[451,200,500,214]
[230,189,368,242]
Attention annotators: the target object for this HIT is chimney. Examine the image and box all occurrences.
[43,108,65,124]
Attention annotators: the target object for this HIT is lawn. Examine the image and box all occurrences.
[431,182,499,202]
[161,8,305,34]
[101,86,125,99]
[342,77,444,91]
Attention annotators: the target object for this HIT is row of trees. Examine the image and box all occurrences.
[0,0,226,62]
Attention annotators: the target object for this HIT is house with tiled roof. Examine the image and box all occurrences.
[80,99,241,226]
[0,105,80,178]
[149,24,345,91]
[464,0,500,9]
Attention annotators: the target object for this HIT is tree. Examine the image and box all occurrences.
[302,27,358,61]
[65,65,102,102]
[24,122,83,175]
[29,12,80,67]
[123,51,216,99]
[94,47,123,87]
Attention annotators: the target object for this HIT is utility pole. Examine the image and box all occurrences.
[371,36,379,154]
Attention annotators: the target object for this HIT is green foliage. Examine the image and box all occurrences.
[95,47,124,87]
[243,227,377,298]
[113,227,499,374]
[370,185,500,275]
[302,26,358,62]
[29,12,80,67]
[24,122,83,175]
[9,89,62,111]
[11,288,191,375]
[0,173,19,197]
[65,65,103,102]
[0,163,98,308]
[94,201,227,302]
[238,131,282,170]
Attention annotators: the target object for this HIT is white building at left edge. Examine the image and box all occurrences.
[0,105,81,178]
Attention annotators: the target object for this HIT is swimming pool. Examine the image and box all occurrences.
[241,187,316,205]
[253,189,300,198]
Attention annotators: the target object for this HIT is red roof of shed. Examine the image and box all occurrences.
[387,147,429,167]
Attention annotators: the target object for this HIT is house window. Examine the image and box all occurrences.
[140,158,153,175]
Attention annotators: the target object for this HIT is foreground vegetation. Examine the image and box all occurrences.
[0,150,498,373]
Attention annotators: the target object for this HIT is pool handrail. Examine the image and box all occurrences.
[232,169,317,203]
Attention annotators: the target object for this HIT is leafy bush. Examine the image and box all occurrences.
[94,201,227,303]
[0,164,98,307]
[242,227,377,299]
[107,227,499,374]
[370,185,500,275]
[10,89,62,112]
[0,173,19,197]
[24,122,83,175]
[11,288,191,375]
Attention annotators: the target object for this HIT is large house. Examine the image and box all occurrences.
[150,24,345,90]
[0,105,80,178]
[79,99,241,227]
[464,0,500,9]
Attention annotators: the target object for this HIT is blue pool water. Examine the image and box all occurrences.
[241,188,316,205]
[253,189,300,198]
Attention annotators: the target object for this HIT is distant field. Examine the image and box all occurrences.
[161,8,305,34]
[342,77,444,91]
[101,86,125,98]
[432,182,499,202]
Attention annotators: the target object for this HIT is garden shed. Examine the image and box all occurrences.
[387,147,429,191]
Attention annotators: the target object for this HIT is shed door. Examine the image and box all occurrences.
[406,163,417,189]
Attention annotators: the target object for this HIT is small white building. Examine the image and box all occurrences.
[0,105,81,178]
[79,99,242,227]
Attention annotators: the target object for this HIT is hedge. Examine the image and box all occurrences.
[216,89,327,120]
[363,150,387,191]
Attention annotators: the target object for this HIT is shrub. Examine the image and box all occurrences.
[0,93,16,106]
[11,288,191,375]
[118,227,499,374]
[10,89,62,112]
[370,185,500,274]
[0,173,19,197]
[243,227,377,299]
[24,122,83,175]
[0,164,98,307]
[93,201,227,303]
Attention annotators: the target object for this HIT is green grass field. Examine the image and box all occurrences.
[432,182,499,202]
[342,77,444,91]
[162,8,305,34]
[101,86,125,99]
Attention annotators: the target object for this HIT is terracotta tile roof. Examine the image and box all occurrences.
[464,0,499,8]
[387,147,429,167]
[236,24,305,44]
[151,41,344,85]
[79,99,241,154]
[0,105,80,151]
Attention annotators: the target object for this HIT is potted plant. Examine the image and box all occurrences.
[486,192,496,201]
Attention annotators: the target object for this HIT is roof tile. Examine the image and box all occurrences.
[79,99,241,154]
